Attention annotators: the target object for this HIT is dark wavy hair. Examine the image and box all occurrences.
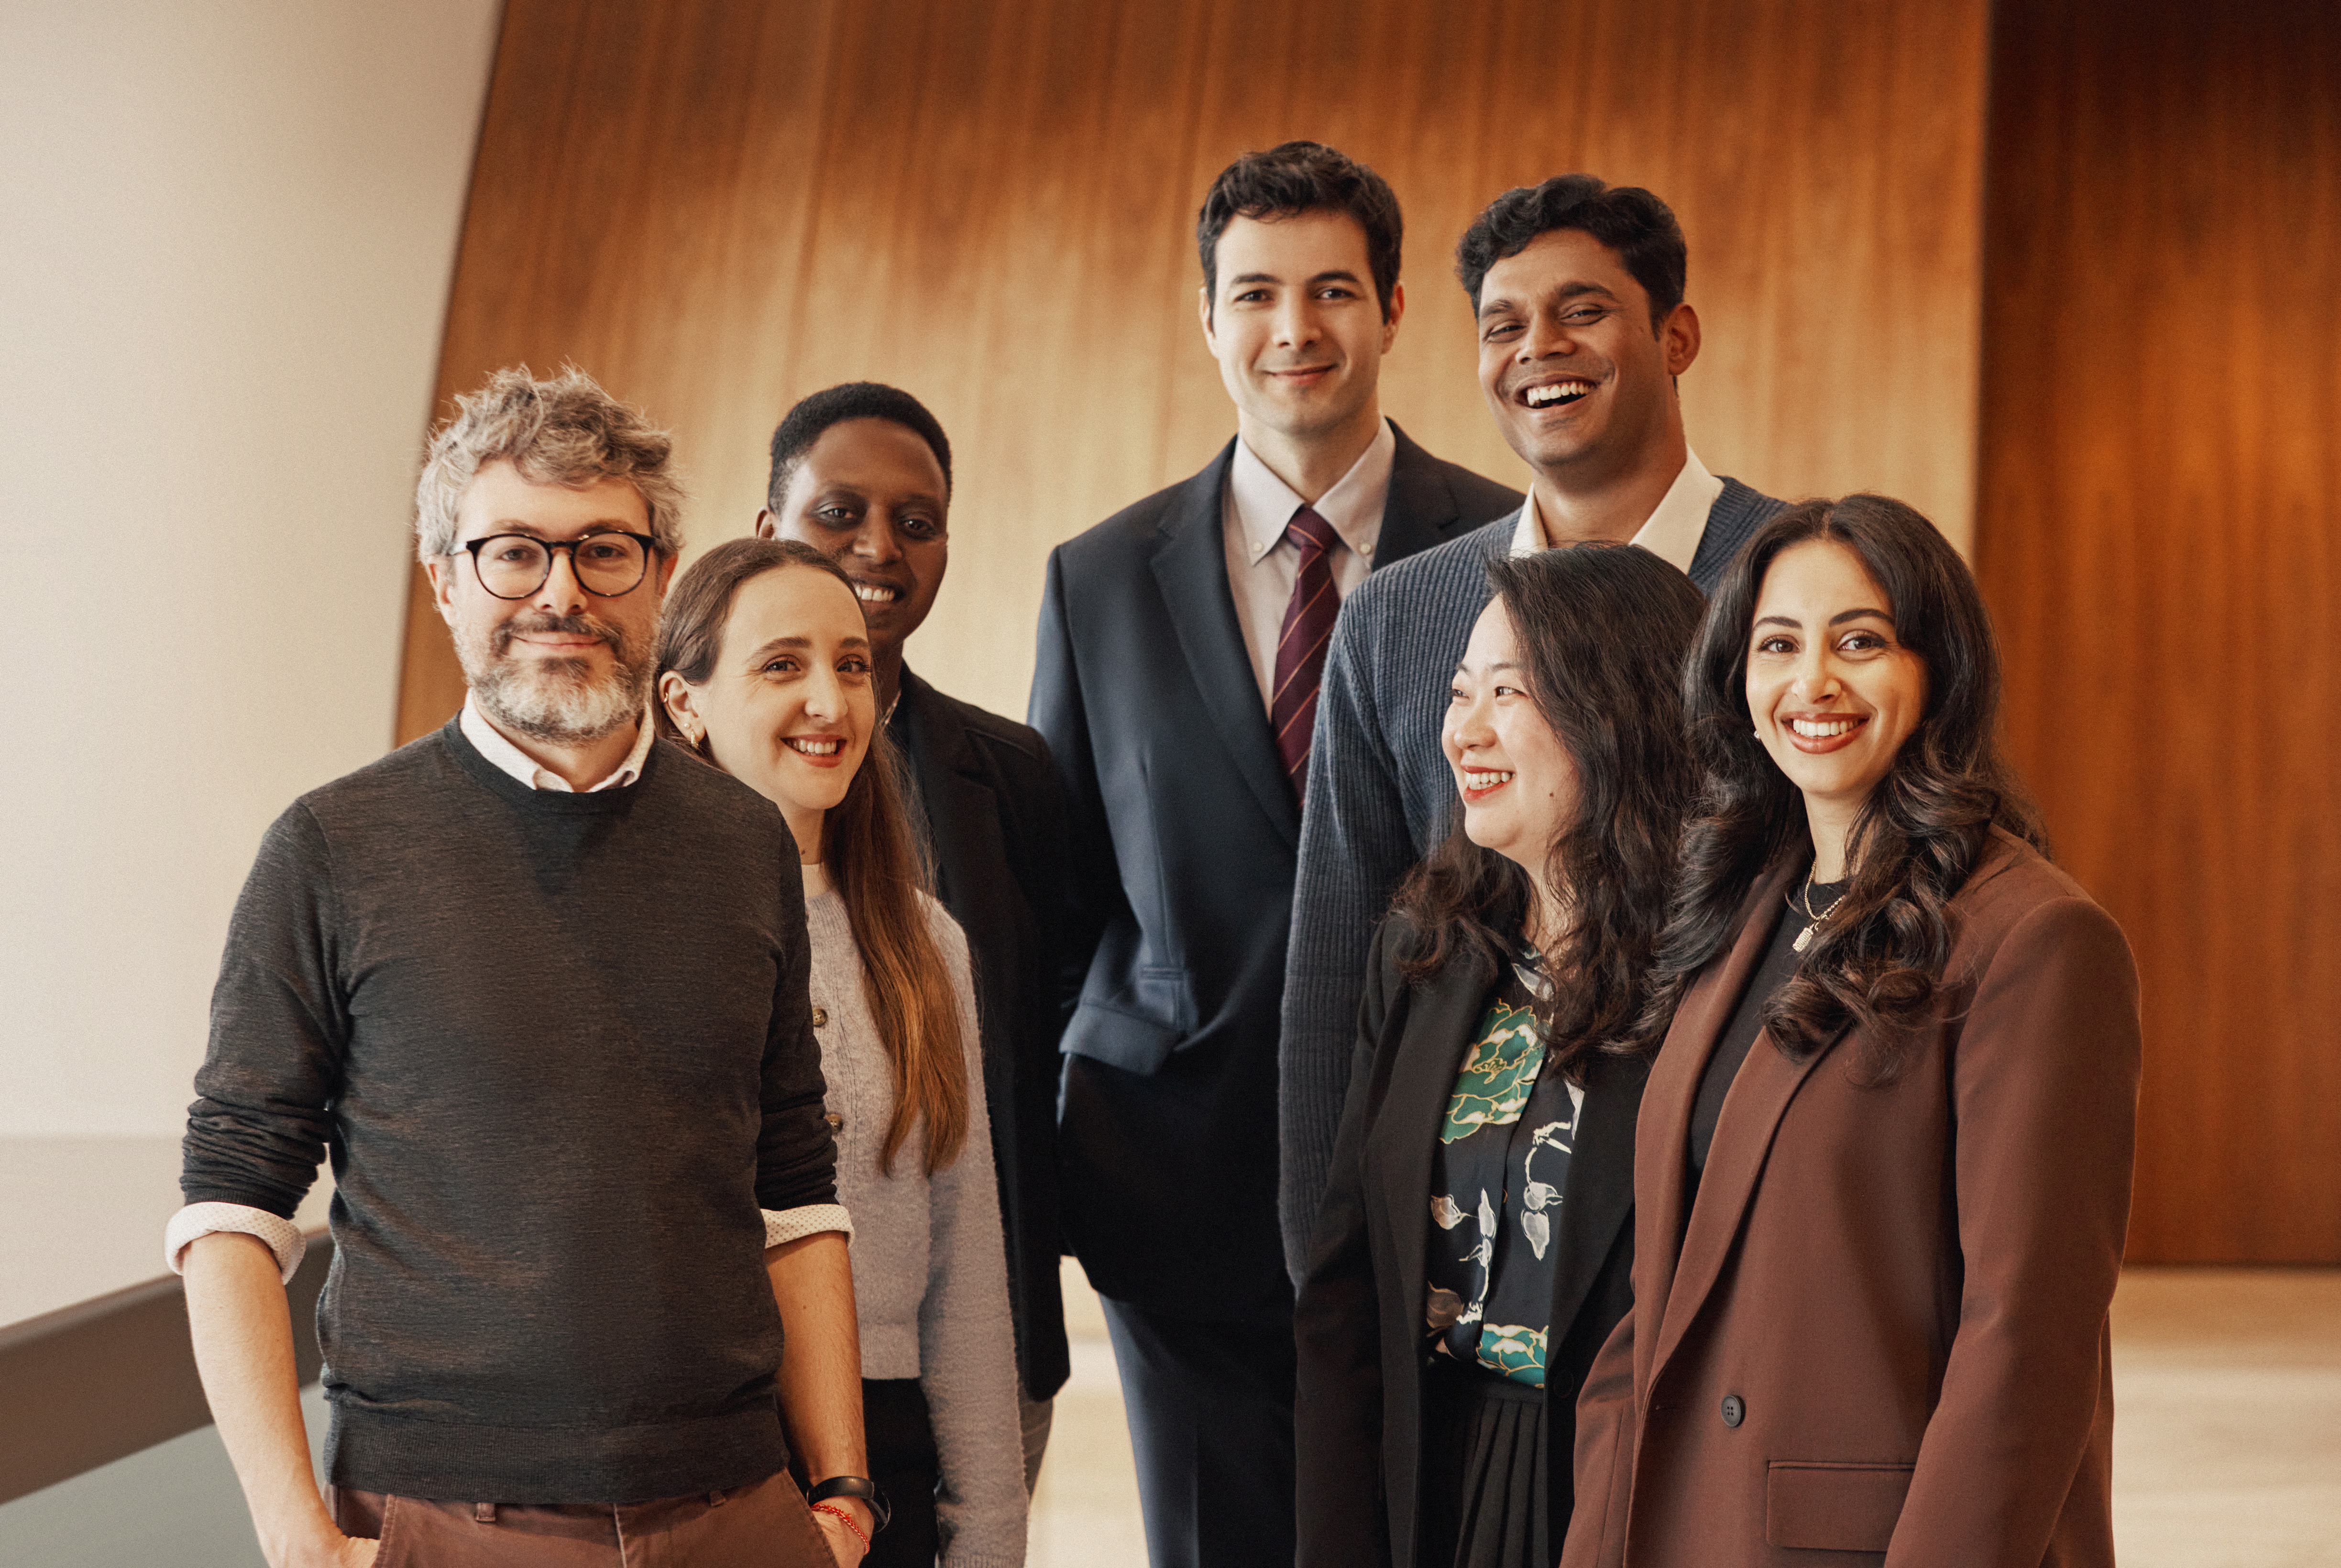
[655,537,969,1176]
[1391,543,1705,1078]
[1454,175,1686,327]
[767,381,953,512]
[1197,140,1403,320]
[1634,494,2047,1074]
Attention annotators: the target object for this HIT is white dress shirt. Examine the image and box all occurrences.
[165,699,849,1283]
[458,692,657,791]
[1223,417,1397,708]
[1510,449,1724,572]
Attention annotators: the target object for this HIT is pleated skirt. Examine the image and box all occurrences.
[1416,1359,1551,1568]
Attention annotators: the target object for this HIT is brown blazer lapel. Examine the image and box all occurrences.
[1635,856,1804,1391]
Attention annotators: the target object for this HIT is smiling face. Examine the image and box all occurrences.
[1201,209,1402,449]
[658,564,876,856]
[1474,228,1698,489]
[1442,598,1581,883]
[426,459,671,745]
[758,417,949,658]
[1746,538,1931,825]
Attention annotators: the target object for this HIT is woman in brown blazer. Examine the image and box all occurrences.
[1561,495,2141,1568]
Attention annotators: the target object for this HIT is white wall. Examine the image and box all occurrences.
[0,1,502,1136]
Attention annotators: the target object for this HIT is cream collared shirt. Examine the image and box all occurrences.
[1222,417,1397,709]
[459,693,657,791]
[1510,449,1724,573]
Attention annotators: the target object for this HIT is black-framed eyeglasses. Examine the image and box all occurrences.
[457,532,660,600]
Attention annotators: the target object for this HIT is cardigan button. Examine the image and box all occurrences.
[811,1007,828,1028]
[824,1112,844,1130]
[1721,1394,1746,1427]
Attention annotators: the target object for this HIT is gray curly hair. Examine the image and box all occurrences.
[414,366,687,561]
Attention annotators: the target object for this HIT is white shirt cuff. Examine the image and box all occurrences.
[763,1204,853,1249]
[166,1202,308,1283]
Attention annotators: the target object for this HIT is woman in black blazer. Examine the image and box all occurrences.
[1295,544,1706,1568]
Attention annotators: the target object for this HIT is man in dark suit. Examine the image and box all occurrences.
[1029,142,1520,1568]
[1277,176,1787,1279]
[758,382,1071,1487]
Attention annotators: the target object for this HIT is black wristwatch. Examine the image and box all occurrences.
[807,1474,891,1532]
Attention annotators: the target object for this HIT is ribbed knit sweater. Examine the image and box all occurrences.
[802,882,1027,1567]
[181,721,837,1503]
[1277,482,1786,1275]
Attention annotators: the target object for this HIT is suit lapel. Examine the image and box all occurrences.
[1630,858,1796,1391]
[1374,422,1463,567]
[1646,856,1841,1384]
[1543,1049,1647,1347]
[893,671,1006,922]
[1148,441,1300,845]
[1377,954,1498,1334]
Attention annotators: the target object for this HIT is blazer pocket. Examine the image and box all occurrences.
[1765,1460,1914,1553]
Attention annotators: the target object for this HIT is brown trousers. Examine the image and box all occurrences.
[331,1470,840,1567]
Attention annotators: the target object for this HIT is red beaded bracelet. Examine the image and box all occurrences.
[811,1501,871,1556]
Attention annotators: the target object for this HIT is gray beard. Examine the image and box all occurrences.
[459,615,651,747]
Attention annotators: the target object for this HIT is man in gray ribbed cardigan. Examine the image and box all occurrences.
[1278,177,1786,1277]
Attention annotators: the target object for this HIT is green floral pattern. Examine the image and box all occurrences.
[1439,998,1544,1143]
[1426,964,1581,1389]
[1476,1323,1549,1380]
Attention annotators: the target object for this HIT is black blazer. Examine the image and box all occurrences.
[1030,425,1522,1318]
[888,668,1072,1402]
[1293,915,1646,1567]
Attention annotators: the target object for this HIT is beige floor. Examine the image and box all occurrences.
[1031,1261,2341,1568]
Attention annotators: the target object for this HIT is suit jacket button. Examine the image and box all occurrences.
[811,1007,828,1028]
[1721,1394,1746,1427]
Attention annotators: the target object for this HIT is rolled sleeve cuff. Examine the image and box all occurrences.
[166,1202,307,1283]
[762,1204,853,1249]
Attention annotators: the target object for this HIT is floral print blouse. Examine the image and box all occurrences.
[1423,951,1585,1386]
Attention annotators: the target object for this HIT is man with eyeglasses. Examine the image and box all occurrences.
[169,368,879,1566]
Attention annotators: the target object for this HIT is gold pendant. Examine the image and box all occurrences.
[1792,923,1816,954]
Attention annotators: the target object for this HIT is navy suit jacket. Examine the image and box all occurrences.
[1030,424,1520,1318]
[1277,479,1786,1277]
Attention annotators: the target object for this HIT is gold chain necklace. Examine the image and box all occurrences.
[1790,866,1847,954]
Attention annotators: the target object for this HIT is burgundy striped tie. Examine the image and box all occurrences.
[1270,505,1341,802]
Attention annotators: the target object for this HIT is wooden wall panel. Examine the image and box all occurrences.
[1978,0,2341,1260]
[399,0,1988,736]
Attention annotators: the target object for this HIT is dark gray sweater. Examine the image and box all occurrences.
[181,719,836,1503]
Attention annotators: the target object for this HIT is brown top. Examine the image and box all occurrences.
[1562,831,2141,1568]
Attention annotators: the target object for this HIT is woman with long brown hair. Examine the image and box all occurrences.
[1560,496,2140,1568]
[657,537,1024,1568]
[1295,544,1706,1568]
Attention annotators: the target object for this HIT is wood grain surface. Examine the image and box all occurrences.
[395,0,1990,738]
[1977,0,2341,1261]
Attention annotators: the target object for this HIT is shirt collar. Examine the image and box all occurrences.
[460,693,656,793]
[1508,449,1723,573]
[1228,417,1396,565]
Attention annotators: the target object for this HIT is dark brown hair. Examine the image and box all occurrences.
[1392,543,1705,1078]
[1197,140,1403,320]
[656,537,968,1175]
[1636,494,2048,1074]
